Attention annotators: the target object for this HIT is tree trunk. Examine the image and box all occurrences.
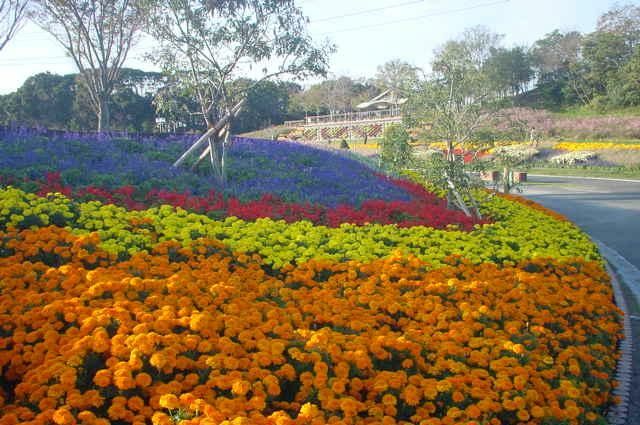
[97,97,110,132]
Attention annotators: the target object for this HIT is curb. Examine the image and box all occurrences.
[528,174,640,183]
[595,240,640,425]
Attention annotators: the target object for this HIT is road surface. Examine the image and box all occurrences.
[522,175,640,270]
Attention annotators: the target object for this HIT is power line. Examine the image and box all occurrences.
[320,0,510,35]
[312,0,425,23]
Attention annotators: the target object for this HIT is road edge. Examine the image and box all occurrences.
[595,240,639,425]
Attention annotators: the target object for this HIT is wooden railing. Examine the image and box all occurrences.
[285,107,402,127]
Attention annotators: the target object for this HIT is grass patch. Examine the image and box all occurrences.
[551,105,640,118]
[528,167,640,180]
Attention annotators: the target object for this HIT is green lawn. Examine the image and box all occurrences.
[528,166,640,180]
[552,105,640,118]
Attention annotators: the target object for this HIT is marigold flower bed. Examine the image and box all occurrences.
[0,187,599,269]
[0,128,624,425]
[554,141,640,151]
[0,227,621,425]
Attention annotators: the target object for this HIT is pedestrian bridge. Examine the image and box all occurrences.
[284,108,402,141]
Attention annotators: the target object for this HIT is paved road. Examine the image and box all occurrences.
[522,175,640,270]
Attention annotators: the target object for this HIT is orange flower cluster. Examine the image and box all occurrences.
[0,227,621,425]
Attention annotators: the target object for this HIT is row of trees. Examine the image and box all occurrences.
[1,0,334,135]
[3,2,640,134]
[0,70,304,133]
[531,4,640,108]
[293,3,640,113]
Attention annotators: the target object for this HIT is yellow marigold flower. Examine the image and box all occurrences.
[135,372,152,387]
[466,404,482,419]
[127,396,145,412]
[436,380,451,393]
[401,385,421,406]
[151,412,172,425]
[158,394,180,410]
[299,402,321,418]
[150,352,168,369]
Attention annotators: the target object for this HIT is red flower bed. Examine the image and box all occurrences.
[25,172,489,230]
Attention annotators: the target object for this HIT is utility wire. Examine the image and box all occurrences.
[321,0,510,35]
[312,0,425,23]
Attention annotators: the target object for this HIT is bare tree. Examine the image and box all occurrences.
[149,0,332,186]
[0,0,28,52]
[31,0,147,131]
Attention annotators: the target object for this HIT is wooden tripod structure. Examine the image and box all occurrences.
[172,100,245,185]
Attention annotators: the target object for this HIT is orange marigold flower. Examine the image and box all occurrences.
[93,370,111,388]
[52,408,76,425]
[231,380,252,396]
[517,410,530,421]
[382,394,397,406]
[531,406,545,418]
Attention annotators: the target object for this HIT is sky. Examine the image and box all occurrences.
[0,0,628,95]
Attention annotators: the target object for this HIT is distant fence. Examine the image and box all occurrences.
[284,107,402,127]
[0,124,200,142]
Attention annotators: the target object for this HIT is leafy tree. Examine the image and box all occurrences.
[405,27,502,217]
[289,76,373,117]
[110,88,156,132]
[379,124,412,173]
[597,2,640,48]
[231,79,291,133]
[149,0,332,185]
[374,59,421,96]
[0,72,75,128]
[484,46,534,97]
[606,47,640,106]
[118,68,164,97]
[530,30,585,107]
[32,0,148,131]
[0,0,28,52]
[582,30,634,99]
[0,69,159,131]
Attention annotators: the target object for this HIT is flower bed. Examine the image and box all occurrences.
[0,128,623,425]
[6,172,482,231]
[554,141,640,151]
[0,227,621,425]
[0,187,598,268]
[0,128,412,207]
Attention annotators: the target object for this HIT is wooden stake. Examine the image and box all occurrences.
[172,99,244,169]
[191,126,228,170]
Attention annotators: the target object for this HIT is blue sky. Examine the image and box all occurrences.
[0,0,626,94]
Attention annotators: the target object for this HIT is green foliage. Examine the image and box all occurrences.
[0,70,159,132]
[231,80,294,134]
[379,124,412,172]
[0,73,75,128]
[484,46,534,96]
